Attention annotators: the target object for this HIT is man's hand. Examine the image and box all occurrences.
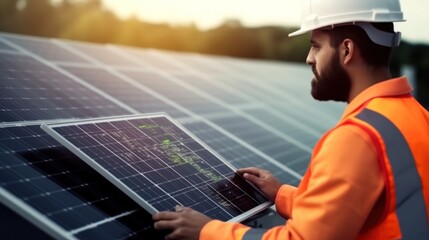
[236,167,282,202]
[153,205,212,240]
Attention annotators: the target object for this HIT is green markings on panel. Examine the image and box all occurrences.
[161,138,222,182]
[138,124,159,130]
[137,123,222,182]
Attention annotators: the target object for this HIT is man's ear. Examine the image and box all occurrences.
[342,39,354,65]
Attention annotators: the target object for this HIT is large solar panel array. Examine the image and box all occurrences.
[0,32,343,239]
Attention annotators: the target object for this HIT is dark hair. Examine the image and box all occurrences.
[323,22,394,68]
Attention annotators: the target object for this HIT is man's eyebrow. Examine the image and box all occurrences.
[310,39,318,45]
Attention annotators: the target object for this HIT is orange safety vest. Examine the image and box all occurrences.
[346,96,429,239]
[242,95,429,239]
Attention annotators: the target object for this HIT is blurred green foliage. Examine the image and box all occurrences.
[0,0,427,106]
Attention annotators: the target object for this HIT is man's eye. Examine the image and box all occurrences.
[311,45,320,51]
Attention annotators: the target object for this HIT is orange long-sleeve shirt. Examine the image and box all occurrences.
[200,77,413,240]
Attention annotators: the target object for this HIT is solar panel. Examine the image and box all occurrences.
[0,52,129,123]
[0,124,163,239]
[62,41,141,67]
[0,40,16,52]
[1,34,91,63]
[0,31,343,238]
[61,66,188,119]
[41,114,272,222]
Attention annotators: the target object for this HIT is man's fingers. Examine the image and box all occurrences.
[175,205,184,212]
[175,205,192,212]
[153,211,178,221]
[243,172,263,186]
[237,167,263,177]
[153,211,182,230]
[154,219,177,230]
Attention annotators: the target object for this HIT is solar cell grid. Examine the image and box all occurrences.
[61,66,188,119]
[270,102,334,130]
[0,53,128,123]
[269,79,343,119]
[216,75,275,102]
[118,47,184,72]
[210,115,311,166]
[0,39,16,51]
[62,41,141,67]
[121,70,231,115]
[182,121,301,185]
[0,202,53,239]
[220,57,285,77]
[1,34,91,63]
[215,66,343,127]
[0,125,163,239]
[213,74,340,132]
[163,67,326,148]
[172,74,249,105]
[42,114,271,223]
[154,51,226,75]
[243,108,320,146]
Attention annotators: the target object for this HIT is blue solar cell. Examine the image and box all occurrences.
[1,34,91,63]
[62,66,189,118]
[0,125,164,239]
[243,108,320,146]
[42,114,272,222]
[210,114,311,175]
[173,74,249,105]
[0,202,52,239]
[64,41,141,67]
[153,50,225,75]
[182,121,302,185]
[121,70,231,115]
[0,39,16,51]
[118,47,184,72]
[0,53,129,122]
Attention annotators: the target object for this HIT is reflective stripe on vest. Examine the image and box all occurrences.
[242,228,268,240]
[356,108,429,239]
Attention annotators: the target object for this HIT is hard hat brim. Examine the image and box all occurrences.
[288,28,312,37]
[288,22,403,47]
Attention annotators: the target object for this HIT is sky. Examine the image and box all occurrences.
[101,0,428,44]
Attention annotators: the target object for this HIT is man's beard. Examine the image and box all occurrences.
[311,51,351,102]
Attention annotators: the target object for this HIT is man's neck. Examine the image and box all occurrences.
[347,66,391,103]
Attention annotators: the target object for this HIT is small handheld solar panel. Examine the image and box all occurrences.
[41,113,272,222]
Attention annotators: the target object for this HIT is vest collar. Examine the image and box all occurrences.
[340,76,412,121]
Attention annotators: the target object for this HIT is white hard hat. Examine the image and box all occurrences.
[289,0,406,47]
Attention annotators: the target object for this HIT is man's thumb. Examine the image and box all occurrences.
[243,173,261,185]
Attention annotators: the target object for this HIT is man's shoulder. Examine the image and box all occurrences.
[320,123,377,155]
